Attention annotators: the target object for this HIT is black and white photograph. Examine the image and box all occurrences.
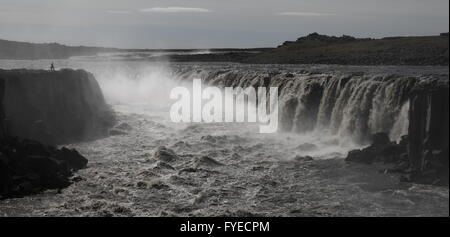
[0,0,448,224]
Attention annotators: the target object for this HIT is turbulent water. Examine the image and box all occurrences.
[0,58,448,216]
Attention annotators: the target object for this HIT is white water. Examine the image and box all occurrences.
[0,59,448,216]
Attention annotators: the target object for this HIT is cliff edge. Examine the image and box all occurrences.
[0,69,115,197]
[0,69,115,145]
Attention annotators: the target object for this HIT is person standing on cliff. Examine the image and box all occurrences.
[50,62,55,72]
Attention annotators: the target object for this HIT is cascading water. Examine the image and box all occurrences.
[170,65,433,145]
[1,59,448,216]
[389,101,410,142]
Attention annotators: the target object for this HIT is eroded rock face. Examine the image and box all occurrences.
[346,79,449,186]
[407,82,449,185]
[0,69,115,145]
[0,69,114,198]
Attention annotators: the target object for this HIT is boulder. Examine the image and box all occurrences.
[25,155,69,187]
[0,136,88,198]
[346,133,406,164]
[293,155,314,162]
[285,73,295,78]
[55,147,88,171]
[154,146,179,162]
[115,122,132,131]
[346,149,369,163]
[194,156,224,168]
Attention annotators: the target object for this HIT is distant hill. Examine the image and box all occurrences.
[0,39,119,59]
[244,33,449,65]
[1,33,449,65]
[0,38,270,60]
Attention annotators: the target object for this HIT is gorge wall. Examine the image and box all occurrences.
[0,69,115,145]
[172,65,449,182]
[408,80,449,183]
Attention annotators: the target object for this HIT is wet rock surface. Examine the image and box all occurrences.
[346,132,448,186]
[0,69,111,198]
[0,136,88,198]
[346,79,449,186]
[154,146,179,163]
[407,82,449,185]
[346,133,406,164]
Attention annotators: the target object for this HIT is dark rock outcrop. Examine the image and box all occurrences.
[0,68,115,198]
[346,132,407,164]
[0,136,87,198]
[154,146,179,163]
[346,81,449,185]
[0,69,115,145]
[407,81,449,185]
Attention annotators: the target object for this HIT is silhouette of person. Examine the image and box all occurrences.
[50,62,55,71]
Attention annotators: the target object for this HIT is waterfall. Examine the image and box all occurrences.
[389,101,410,142]
[170,66,436,145]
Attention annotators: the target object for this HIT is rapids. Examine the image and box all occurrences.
[0,59,448,216]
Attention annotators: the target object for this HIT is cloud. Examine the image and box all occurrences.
[139,7,212,13]
[276,12,335,16]
[106,10,131,14]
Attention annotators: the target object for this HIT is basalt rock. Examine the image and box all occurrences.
[0,136,88,198]
[372,132,390,146]
[346,132,407,164]
[0,69,115,145]
[0,68,112,198]
[406,81,449,185]
[346,80,449,186]
[174,65,448,184]
[55,147,88,171]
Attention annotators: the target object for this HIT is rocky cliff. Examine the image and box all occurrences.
[407,81,449,184]
[171,64,449,184]
[0,69,115,197]
[345,81,449,185]
[0,69,115,144]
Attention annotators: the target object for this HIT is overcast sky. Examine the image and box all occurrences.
[0,0,448,48]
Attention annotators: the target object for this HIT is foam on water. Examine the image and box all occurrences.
[0,59,448,216]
